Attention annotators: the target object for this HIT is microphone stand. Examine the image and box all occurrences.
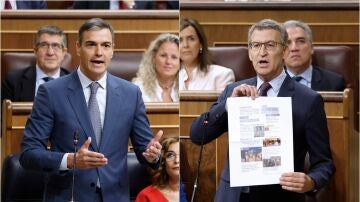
[70,131,79,202]
[191,112,209,202]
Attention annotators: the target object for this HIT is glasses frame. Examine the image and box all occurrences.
[248,41,284,52]
[164,151,179,162]
[36,42,64,52]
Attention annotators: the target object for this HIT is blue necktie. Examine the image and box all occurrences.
[42,77,54,82]
[259,82,271,96]
[88,82,102,146]
[292,76,303,82]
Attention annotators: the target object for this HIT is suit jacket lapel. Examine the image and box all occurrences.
[66,72,97,151]
[100,74,121,150]
[21,66,36,101]
[311,67,322,90]
[278,75,295,97]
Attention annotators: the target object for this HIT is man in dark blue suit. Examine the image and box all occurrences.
[2,25,69,102]
[284,20,345,91]
[190,19,334,202]
[20,18,162,202]
[2,0,47,9]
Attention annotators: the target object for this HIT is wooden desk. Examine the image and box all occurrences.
[1,100,179,162]
[180,89,358,202]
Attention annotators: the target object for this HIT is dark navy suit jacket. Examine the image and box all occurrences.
[20,71,157,202]
[311,66,346,91]
[1,65,69,102]
[190,76,335,202]
[16,0,47,9]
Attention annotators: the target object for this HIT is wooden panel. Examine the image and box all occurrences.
[179,89,357,202]
[0,10,179,68]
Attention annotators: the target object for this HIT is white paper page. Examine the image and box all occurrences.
[227,97,294,187]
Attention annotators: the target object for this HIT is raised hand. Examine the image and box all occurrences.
[67,137,108,169]
[143,130,163,163]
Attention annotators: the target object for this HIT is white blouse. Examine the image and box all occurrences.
[179,64,235,91]
[133,79,178,102]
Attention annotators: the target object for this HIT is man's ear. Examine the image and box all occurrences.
[76,42,81,56]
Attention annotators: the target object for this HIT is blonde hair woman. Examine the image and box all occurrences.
[133,33,180,102]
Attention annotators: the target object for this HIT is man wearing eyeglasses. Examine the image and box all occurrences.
[190,19,334,202]
[2,25,69,102]
[283,20,345,91]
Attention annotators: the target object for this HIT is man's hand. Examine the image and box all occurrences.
[142,130,163,163]
[231,84,258,99]
[67,137,108,169]
[280,172,315,193]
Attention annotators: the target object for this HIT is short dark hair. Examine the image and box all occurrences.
[77,18,115,45]
[248,19,288,45]
[35,25,67,48]
[180,18,211,73]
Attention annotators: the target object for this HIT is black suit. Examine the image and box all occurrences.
[190,75,335,202]
[311,66,346,91]
[1,65,69,102]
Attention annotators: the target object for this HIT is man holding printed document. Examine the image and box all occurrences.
[190,19,334,202]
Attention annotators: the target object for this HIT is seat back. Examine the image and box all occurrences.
[1,153,151,201]
[127,152,152,201]
[108,51,144,81]
[312,46,354,88]
[1,52,73,82]
[1,154,45,202]
[209,46,256,81]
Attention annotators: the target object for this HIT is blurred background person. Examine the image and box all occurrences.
[72,0,178,10]
[2,25,69,102]
[136,136,180,202]
[179,18,235,91]
[135,0,179,9]
[283,20,345,91]
[132,33,179,102]
[72,0,135,9]
[1,0,47,9]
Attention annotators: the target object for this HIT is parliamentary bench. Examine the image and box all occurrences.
[1,100,179,162]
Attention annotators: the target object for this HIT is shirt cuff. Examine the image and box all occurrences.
[59,153,70,170]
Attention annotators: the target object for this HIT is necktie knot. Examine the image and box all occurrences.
[43,77,54,82]
[89,82,100,95]
[259,82,271,96]
[292,76,303,82]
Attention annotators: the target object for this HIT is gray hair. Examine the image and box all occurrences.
[35,25,67,48]
[77,18,115,45]
[248,19,288,45]
[283,20,313,43]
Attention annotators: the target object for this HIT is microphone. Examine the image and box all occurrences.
[70,131,79,202]
[191,112,209,202]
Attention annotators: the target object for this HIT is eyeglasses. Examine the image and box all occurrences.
[248,41,284,52]
[37,42,63,51]
[164,151,179,162]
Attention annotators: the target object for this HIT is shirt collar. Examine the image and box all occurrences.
[77,67,107,90]
[36,65,61,82]
[286,65,313,83]
[256,69,287,95]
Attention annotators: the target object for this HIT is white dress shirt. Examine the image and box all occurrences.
[133,79,178,102]
[35,65,60,95]
[286,65,313,88]
[179,64,235,91]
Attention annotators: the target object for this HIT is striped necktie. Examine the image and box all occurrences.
[259,82,271,96]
